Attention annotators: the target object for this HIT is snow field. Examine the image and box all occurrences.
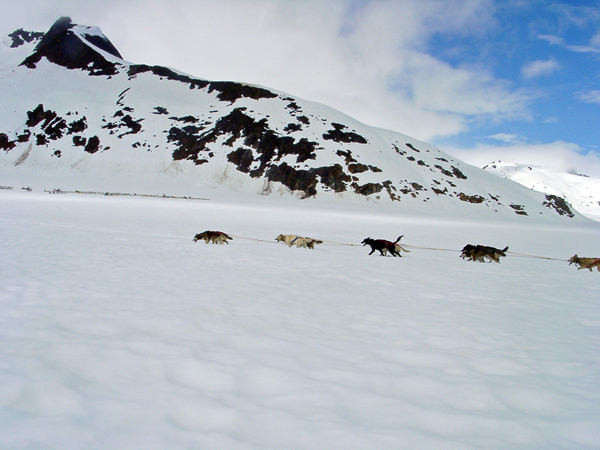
[1,191,600,449]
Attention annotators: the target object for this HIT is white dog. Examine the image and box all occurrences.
[275,234,323,249]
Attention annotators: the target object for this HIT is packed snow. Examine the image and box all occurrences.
[2,189,600,449]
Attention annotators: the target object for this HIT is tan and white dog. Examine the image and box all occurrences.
[569,254,600,271]
[275,234,323,249]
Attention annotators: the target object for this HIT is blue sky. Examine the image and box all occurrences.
[2,0,600,175]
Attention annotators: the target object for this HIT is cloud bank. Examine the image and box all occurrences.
[444,141,600,178]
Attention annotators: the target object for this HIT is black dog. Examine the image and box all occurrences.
[361,236,403,257]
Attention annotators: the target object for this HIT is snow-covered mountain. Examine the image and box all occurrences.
[0,17,581,221]
[483,161,600,221]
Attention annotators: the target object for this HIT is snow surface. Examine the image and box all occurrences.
[484,162,600,222]
[2,189,600,449]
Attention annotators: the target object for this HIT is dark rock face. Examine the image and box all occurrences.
[323,123,368,144]
[543,194,575,217]
[8,29,44,48]
[2,104,96,154]
[127,66,278,103]
[20,17,122,76]
[0,133,16,151]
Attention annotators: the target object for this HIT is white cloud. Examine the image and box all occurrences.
[578,90,600,104]
[443,141,600,178]
[521,59,560,79]
[565,44,600,54]
[487,133,521,143]
[538,34,565,46]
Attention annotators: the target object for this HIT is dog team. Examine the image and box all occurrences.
[193,230,598,270]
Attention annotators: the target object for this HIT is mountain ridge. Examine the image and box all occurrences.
[483,161,600,221]
[0,17,585,222]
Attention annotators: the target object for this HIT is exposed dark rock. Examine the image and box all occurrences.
[8,29,44,48]
[44,117,67,140]
[336,149,357,164]
[129,66,278,103]
[26,104,56,128]
[382,180,401,201]
[543,194,574,218]
[451,166,467,179]
[352,182,383,196]
[406,143,420,152]
[208,81,278,103]
[67,117,87,134]
[266,162,318,197]
[434,164,454,177]
[283,123,302,132]
[171,108,319,173]
[153,107,168,115]
[0,133,16,151]
[313,164,350,192]
[168,125,209,164]
[119,115,143,136]
[227,148,254,173]
[459,193,485,203]
[348,163,369,174]
[17,130,31,143]
[323,123,368,144]
[73,136,86,146]
[171,115,197,123]
[128,64,210,89]
[36,134,47,145]
[21,17,121,76]
[297,116,310,125]
[84,135,101,154]
[393,144,406,155]
[369,165,382,173]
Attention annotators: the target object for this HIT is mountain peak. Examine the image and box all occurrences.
[20,17,123,76]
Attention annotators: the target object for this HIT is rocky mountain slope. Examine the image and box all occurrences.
[0,17,581,221]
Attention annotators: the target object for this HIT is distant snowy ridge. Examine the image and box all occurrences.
[483,161,600,221]
[0,17,586,222]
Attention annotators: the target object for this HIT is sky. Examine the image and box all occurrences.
[2,0,600,176]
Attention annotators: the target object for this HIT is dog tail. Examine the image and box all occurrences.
[502,246,508,252]
[393,235,404,244]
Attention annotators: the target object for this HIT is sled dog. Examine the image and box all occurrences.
[275,234,323,249]
[361,236,404,257]
[461,244,508,263]
[569,254,600,271]
[193,230,233,244]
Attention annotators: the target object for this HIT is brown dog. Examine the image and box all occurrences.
[569,254,600,271]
